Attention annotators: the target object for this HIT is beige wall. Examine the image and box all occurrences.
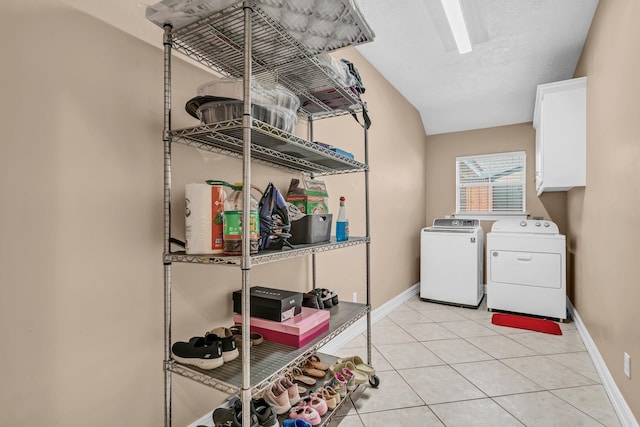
[424,124,568,286]
[571,0,640,419]
[0,2,425,426]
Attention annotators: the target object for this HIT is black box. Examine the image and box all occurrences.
[232,286,303,322]
[289,214,332,244]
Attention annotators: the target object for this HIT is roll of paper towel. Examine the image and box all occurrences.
[185,183,225,254]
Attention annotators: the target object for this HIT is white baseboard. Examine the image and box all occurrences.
[567,299,639,427]
[319,283,420,355]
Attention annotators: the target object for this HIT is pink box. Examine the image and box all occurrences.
[234,307,330,348]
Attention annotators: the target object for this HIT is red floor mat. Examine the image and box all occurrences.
[491,313,562,335]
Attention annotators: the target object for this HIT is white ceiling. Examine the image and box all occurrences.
[354,0,599,135]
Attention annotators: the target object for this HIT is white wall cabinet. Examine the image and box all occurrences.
[533,77,587,196]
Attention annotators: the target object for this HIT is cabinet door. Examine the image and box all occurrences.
[534,78,586,195]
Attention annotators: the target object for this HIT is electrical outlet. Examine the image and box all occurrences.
[352,292,357,302]
[624,352,631,378]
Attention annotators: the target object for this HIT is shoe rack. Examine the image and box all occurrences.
[155,1,376,425]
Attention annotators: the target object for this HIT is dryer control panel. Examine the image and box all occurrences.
[491,219,559,234]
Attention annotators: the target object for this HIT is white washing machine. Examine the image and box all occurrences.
[487,219,567,320]
[420,218,484,308]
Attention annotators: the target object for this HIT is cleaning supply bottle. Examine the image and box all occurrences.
[223,183,260,255]
[336,196,349,242]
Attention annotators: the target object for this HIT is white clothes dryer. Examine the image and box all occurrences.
[486,219,567,320]
[420,218,484,308]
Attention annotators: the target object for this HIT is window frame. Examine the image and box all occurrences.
[455,151,527,221]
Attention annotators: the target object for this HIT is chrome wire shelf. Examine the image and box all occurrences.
[167,302,369,394]
[166,237,368,266]
[170,2,364,119]
[170,119,367,175]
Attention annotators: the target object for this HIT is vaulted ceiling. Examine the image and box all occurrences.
[354,0,599,135]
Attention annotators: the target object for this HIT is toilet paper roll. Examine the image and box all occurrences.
[185,183,225,254]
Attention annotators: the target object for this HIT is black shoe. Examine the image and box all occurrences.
[205,327,239,362]
[318,288,333,308]
[214,399,258,427]
[171,336,223,370]
[251,398,278,427]
[302,291,323,310]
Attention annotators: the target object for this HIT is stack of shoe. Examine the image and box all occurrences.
[171,327,239,370]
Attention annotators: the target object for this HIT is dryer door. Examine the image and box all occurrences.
[489,250,562,289]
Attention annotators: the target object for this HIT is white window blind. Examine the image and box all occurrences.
[456,151,526,215]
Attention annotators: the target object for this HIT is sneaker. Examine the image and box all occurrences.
[171,337,223,370]
[302,292,323,310]
[213,400,258,427]
[251,397,278,427]
[280,375,301,405]
[263,381,292,415]
[289,405,321,426]
[206,327,239,362]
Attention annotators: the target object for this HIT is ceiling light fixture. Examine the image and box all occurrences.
[440,0,472,54]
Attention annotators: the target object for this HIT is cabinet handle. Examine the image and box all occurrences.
[516,256,532,262]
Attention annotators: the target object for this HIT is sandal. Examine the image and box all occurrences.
[302,362,327,379]
[306,355,329,371]
[336,355,375,377]
[229,325,264,347]
[290,367,316,386]
[330,361,368,384]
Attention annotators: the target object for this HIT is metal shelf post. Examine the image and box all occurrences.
[162,24,173,427]
[241,1,254,426]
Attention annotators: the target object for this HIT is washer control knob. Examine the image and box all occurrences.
[535,222,541,227]
[544,222,550,227]
[520,221,527,227]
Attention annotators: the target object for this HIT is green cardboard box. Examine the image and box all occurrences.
[286,178,329,214]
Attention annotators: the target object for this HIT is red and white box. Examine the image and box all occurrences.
[233,307,330,348]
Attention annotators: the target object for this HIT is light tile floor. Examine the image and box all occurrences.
[326,295,621,427]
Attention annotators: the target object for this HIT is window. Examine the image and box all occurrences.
[456,151,526,218]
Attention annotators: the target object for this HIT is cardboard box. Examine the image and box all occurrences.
[289,214,332,244]
[286,178,329,215]
[233,307,330,348]
[232,286,302,322]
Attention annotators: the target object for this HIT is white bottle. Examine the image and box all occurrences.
[336,196,349,242]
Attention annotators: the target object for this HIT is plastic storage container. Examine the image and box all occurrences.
[191,78,300,133]
[289,214,333,244]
